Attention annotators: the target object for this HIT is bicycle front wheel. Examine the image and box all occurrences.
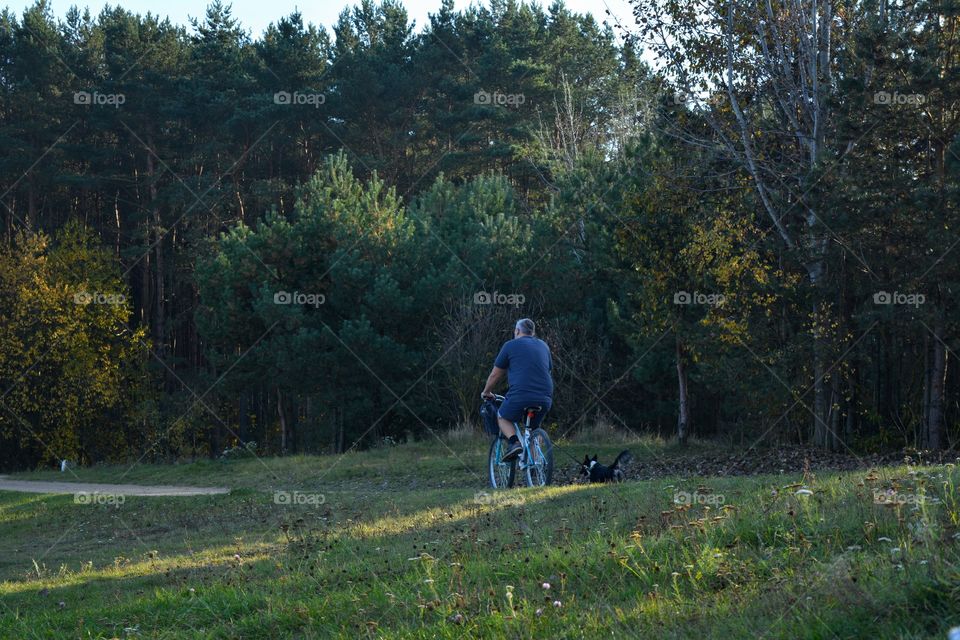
[524,428,553,487]
[489,436,516,488]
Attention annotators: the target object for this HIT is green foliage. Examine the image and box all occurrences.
[0,0,958,462]
[0,222,152,468]
[198,154,539,450]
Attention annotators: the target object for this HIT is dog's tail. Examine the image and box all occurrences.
[612,449,633,468]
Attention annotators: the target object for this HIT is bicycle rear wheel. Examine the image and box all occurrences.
[524,428,553,487]
[488,436,516,488]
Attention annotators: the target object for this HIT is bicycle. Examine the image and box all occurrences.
[485,394,554,488]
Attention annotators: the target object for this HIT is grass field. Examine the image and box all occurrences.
[0,433,958,639]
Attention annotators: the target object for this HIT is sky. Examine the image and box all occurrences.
[16,0,637,40]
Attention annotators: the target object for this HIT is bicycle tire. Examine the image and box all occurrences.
[488,436,516,488]
[524,428,553,487]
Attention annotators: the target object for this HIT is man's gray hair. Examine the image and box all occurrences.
[515,318,535,336]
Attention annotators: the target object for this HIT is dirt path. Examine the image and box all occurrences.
[0,476,229,496]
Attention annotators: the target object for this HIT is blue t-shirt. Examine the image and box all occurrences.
[494,336,554,400]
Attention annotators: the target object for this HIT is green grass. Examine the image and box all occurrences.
[0,434,958,638]
[3,432,702,489]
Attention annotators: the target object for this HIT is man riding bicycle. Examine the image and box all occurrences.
[481,318,553,462]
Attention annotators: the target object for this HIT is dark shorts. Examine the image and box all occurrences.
[498,395,551,428]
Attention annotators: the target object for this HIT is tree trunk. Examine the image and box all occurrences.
[829,367,841,451]
[289,395,298,454]
[809,268,835,450]
[239,393,249,443]
[812,334,830,448]
[258,390,265,443]
[336,407,345,454]
[146,146,166,361]
[27,172,36,229]
[924,315,947,449]
[277,386,288,455]
[306,396,313,452]
[845,380,856,443]
[923,330,931,438]
[114,191,122,258]
[675,335,690,446]
[140,242,151,329]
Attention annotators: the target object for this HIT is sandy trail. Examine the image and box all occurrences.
[0,476,229,496]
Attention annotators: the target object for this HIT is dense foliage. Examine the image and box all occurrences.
[0,0,957,466]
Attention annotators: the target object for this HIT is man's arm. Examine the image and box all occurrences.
[481,366,506,398]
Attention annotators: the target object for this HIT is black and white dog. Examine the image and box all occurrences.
[579,450,633,483]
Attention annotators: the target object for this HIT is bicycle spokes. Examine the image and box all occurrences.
[489,437,515,489]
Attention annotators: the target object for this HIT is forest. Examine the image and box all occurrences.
[0,0,958,468]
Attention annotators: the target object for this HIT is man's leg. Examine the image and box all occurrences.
[497,416,516,439]
[497,406,523,461]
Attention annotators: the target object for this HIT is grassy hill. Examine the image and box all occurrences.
[0,433,957,638]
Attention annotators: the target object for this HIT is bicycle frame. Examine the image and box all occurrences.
[494,396,542,469]
[487,394,553,488]
[514,418,536,470]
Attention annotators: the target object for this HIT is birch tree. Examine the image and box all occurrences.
[632,0,849,448]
